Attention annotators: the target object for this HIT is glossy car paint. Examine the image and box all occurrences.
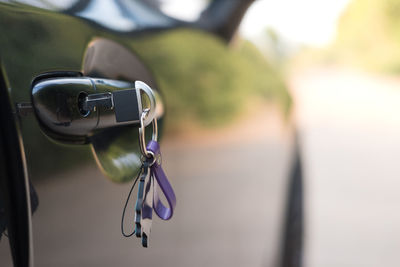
[0,1,302,267]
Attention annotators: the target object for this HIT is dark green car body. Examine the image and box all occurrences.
[0,1,302,266]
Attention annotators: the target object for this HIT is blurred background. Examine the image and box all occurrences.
[242,0,400,266]
[2,0,400,266]
[142,0,400,266]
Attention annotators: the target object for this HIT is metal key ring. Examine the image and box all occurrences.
[139,109,158,159]
[140,151,156,166]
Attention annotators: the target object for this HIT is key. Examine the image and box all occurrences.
[80,80,157,131]
[82,89,140,124]
[82,92,113,111]
[112,89,141,123]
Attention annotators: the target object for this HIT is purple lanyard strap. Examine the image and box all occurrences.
[146,140,176,220]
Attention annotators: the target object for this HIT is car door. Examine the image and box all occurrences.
[0,1,272,267]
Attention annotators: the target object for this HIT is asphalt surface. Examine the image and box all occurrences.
[291,67,400,267]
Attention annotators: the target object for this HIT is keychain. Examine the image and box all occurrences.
[121,109,176,247]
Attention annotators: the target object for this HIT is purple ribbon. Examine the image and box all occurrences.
[146,140,176,220]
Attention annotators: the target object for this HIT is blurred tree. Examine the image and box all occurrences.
[263,27,290,67]
[334,0,400,72]
[129,29,291,128]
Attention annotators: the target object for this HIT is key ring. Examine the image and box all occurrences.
[139,109,158,162]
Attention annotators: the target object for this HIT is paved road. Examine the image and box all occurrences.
[12,109,291,267]
[291,67,400,267]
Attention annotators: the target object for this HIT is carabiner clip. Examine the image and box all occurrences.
[139,109,158,161]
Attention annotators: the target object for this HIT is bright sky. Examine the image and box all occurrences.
[240,0,351,46]
[161,0,351,47]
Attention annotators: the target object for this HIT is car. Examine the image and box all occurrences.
[0,1,302,266]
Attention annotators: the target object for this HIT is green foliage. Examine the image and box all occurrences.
[333,0,400,73]
[236,39,291,114]
[130,29,291,127]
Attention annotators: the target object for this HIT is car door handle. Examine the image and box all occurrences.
[31,75,160,143]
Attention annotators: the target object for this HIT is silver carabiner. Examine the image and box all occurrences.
[136,81,157,127]
[139,109,158,161]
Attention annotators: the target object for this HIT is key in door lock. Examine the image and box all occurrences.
[31,75,161,143]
